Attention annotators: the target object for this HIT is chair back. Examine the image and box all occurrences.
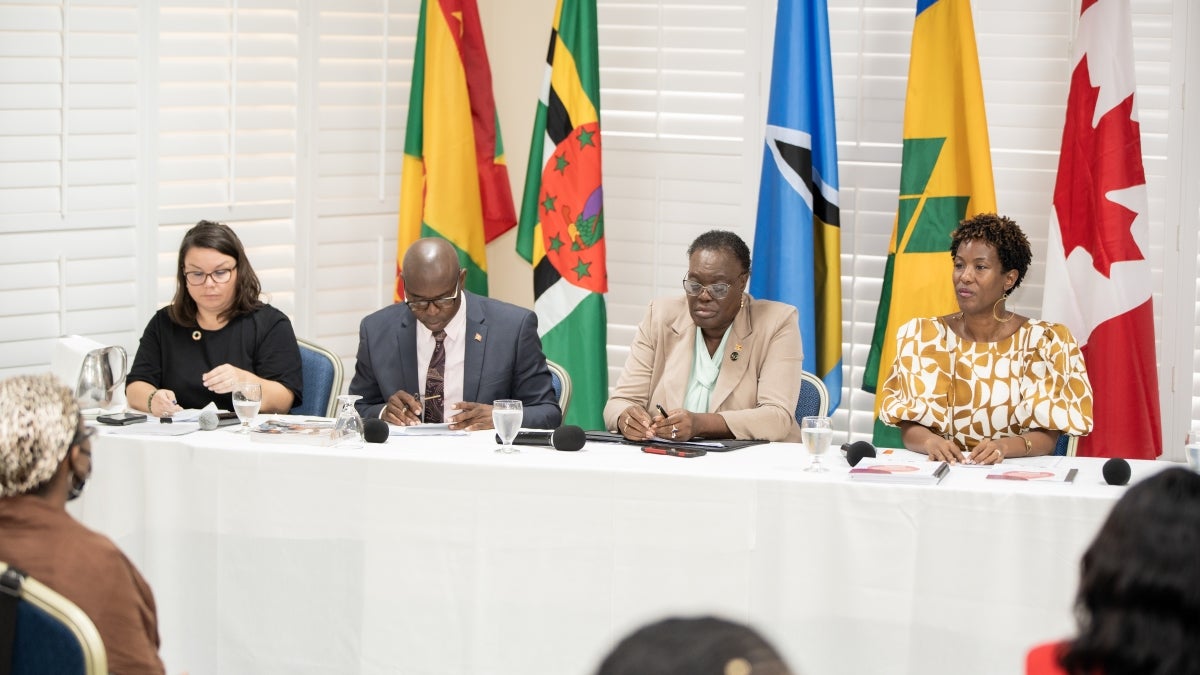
[545,359,572,419]
[1052,434,1077,457]
[1,563,107,675]
[290,338,345,418]
[795,371,830,422]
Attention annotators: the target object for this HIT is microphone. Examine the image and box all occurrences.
[363,418,390,444]
[198,410,219,431]
[841,440,877,467]
[1102,458,1131,486]
[507,425,586,452]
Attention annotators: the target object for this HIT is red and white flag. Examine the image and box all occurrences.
[1043,0,1161,459]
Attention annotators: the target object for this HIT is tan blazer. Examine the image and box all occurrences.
[604,295,804,442]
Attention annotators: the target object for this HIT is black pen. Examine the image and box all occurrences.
[655,403,669,419]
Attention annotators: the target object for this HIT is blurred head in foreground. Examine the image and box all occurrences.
[596,616,794,675]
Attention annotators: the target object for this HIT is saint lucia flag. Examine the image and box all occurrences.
[516,0,608,430]
[750,0,842,412]
[861,0,996,448]
[395,0,516,300]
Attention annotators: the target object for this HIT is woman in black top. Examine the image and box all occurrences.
[126,220,302,416]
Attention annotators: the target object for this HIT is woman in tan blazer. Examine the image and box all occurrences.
[604,230,804,442]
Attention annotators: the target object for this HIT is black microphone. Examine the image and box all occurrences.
[1102,458,1131,486]
[507,425,586,451]
[363,418,390,444]
[841,440,877,467]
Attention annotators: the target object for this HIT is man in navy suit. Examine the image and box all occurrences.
[349,237,561,430]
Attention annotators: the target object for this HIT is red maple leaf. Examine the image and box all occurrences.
[1053,54,1147,278]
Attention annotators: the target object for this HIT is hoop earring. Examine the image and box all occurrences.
[992,296,1013,323]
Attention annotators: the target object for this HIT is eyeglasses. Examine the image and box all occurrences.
[682,279,734,299]
[184,268,236,286]
[405,278,461,312]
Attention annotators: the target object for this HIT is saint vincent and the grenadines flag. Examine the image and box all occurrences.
[396,0,516,300]
[750,0,843,413]
[862,0,997,448]
[516,0,608,430]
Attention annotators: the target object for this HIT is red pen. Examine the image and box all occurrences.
[642,445,706,458]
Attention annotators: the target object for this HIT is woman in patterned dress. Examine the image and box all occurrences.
[879,213,1094,464]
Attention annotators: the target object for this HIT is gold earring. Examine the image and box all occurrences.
[739,294,746,309]
[992,296,1013,323]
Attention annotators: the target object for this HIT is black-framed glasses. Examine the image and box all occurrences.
[405,278,461,312]
[184,268,236,286]
[682,279,733,299]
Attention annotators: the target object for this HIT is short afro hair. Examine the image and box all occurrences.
[949,213,1032,295]
[687,230,751,275]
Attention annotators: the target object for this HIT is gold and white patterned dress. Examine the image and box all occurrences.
[879,316,1094,450]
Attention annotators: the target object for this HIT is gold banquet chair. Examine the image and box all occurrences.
[546,359,572,419]
[0,563,107,675]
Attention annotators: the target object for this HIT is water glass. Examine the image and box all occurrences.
[232,382,262,433]
[801,416,833,473]
[332,394,365,448]
[1186,424,1200,472]
[493,399,523,453]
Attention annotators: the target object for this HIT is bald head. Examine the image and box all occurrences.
[401,238,467,330]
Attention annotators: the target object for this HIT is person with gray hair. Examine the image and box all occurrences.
[0,373,165,675]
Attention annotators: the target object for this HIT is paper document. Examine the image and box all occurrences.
[389,423,468,437]
[171,402,221,422]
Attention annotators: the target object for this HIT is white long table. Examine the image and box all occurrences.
[72,428,1166,675]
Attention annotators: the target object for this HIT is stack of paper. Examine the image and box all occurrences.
[849,459,950,485]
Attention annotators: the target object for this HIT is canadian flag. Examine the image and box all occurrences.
[1043,0,1161,459]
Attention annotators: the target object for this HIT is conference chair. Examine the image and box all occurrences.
[290,338,344,418]
[795,371,830,422]
[545,359,572,419]
[0,563,108,675]
[1053,434,1078,457]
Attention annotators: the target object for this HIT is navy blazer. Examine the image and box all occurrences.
[348,292,561,429]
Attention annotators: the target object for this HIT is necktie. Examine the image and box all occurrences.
[424,330,446,423]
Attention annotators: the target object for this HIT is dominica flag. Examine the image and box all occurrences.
[861,0,997,448]
[750,0,843,412]
[395,0,516,300]
[1042,0,1160,458]
[516,0,608,430]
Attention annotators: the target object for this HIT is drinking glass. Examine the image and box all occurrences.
[493,399,523,453]
[1186,424,1200,472]
[801,415,833,473]
[332,394,365,448]
[232,382,262,433]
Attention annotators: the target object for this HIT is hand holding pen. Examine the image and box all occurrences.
[616,404,655,441]
[383,390,441,426]
[651,404,692,441]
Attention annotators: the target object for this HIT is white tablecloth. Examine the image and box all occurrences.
[71,428,1166,675]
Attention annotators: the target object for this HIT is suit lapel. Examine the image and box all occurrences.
[462,293,486,402]
[709,300,752,411]
[398,307,419,394]
[661,307,696,409]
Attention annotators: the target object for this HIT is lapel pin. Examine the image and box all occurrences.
[474,332,482,342]
[731,343,742,361]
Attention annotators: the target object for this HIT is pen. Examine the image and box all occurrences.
[655,403,669,419]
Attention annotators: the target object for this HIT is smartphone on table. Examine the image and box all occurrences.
[96,412,148,426]
[641,445,706,458]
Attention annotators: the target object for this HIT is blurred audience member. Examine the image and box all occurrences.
[597,615,795,675]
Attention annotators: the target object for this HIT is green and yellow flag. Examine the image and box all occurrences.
[516,0,607,430]
[396,0,516,299]
[861,0,996,447]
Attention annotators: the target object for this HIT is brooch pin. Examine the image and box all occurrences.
[730,343,742,361]
[474,333,482,342]
[192,330,202,341]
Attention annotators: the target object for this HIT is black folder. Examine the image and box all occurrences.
[580,430,768,452]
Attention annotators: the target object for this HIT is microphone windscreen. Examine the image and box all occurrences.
[1102,458,1131,486]
[844,440,877,467]
[363,418,390,444]
[198,410,219,431]
[551,425,586,452]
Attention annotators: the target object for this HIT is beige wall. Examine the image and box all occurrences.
[479,0,552,309]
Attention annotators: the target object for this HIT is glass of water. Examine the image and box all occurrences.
[493,399,523,453]
[232,382,262,433]
[331,394,365,448]
[1186,424,1200,472]
[801,415,833,472]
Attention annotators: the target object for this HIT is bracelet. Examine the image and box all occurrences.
[1022,435,1033,456]
[148,389,158,414]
